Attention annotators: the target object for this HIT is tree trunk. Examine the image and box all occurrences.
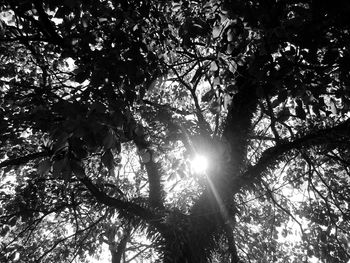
[160,75,260,262]
[110,228,131,263]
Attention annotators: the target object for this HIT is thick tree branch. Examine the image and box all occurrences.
[222,79,259,178]
[0,36,48,42]
[223,223,241,263]
[79,176,160,223]
[240,119,350,190]
[0,151,49,168]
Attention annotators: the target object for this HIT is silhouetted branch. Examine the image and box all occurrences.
[79,176,161,223]
[240,119,350,190]
[0,151,49,168]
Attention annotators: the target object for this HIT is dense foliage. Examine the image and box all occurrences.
[1,0,350,262]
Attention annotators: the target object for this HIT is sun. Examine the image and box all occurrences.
[190,154,209,174]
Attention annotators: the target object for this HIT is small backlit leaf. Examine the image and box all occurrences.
[223,94,232,110]
[329,98,338,115]
[98,18,108,23]
[210,61,218,71]
[226,44,234,54]
[227,28,234,42]
[212,25,221,38]
[213,77,220,86]
[82,17,88,28]
[228,60,237,74]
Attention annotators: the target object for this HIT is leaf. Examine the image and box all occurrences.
[102,150,114,169]
[82,17,89,28]
[271,98,280,108]
[98,18,108,23]
[226,84,236,92]
[71,161,86,178]
[209,61,218,71]
[103,130,116,149]
[178,169,186,178]
[322,48,338,65]
[226,44,234,54]
[329,98,338,115]
[8,216,17,226]
[116,141,121,154]
[37,159,51,175]
[277,89,288,103]
[228,60,237,74]
[227,28,234,42]
[277,108,290,122]
[3,165,13,174]
[52,159,65,178]
[213,76,220,86]
[202,89,215,102]
[311,103,321,116]
[223,94,232,110]
[58,158,72,181]
[295,100,306,120]
[52,133,70,154]
[209,100,221,114]
[212,25,221,38]
[139,149,151,163]
[75,70,89,83]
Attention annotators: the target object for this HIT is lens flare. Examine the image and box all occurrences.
[190,154,208,174]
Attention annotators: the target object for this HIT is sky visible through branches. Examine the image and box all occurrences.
[1,1,350,263]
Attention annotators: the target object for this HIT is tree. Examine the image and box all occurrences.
[1,0,350,262]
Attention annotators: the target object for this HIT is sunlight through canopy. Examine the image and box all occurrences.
[190,154,209,174]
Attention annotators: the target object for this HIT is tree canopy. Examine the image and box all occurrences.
[1,0,350,262]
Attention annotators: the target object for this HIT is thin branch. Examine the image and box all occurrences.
[36,215,105,262]
[164,62,211,134]
[263,181,304,234]
[263,96,280,143]
[142,99,192,116]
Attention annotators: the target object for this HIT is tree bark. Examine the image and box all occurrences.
[133,126,164,209]
[110,228,131,263]
[0,151,49,168]
[158,76,260,262]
